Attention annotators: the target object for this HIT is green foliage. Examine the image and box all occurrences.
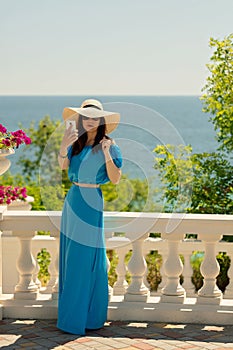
[37,248,51,286]
[0,172,25,187]
[191,251,230,293]
[145,251,162,291]
[18,115,63,183]
[191,152,233,214]
[154,145,233,214]
[102,175,160,212]
[153,144,193,212]
[201,34,233,153]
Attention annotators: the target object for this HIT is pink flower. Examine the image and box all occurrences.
[0,124,7,133]
[0,124,31,150]
[24,136,32,145]
[20,187,27,198]
[2,139,11,147]
[0,185,27,204]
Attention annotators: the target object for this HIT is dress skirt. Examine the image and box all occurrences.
[57,184,108,335]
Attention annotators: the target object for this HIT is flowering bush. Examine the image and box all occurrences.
[0,123,31,150]
[0,185,27,205]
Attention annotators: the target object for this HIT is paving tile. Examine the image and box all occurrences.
[1,319,233,350]
[133,342,156,350]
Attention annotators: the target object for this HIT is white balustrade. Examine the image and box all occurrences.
[106,252,113,299]
[181,239,198,296]
[197,233,223,303]
[224,246,233,298]
[14,231,38,299]
[157,252,167,293]
[51,236,59,298]
[124,232,150,301]
[113,244,130,295]
[33,258,41,290]
[160,232,186,302]
[0,211,233,323]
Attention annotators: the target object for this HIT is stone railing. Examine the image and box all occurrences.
[0,208,233,324]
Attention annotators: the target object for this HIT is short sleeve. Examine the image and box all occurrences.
[109,144,123,168]
[67,145,73,161]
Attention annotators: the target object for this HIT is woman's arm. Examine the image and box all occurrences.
[58,124,78,170]
[100,138,122,184]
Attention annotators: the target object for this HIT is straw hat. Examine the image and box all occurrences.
[62,99,120,134]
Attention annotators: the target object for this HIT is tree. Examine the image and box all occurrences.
[201,34,233,153]
[18,115,63,183]
[154,145,233,214]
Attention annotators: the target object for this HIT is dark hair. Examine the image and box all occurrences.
[71,115,111,157]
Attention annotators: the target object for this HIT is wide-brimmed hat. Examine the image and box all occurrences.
[62,99,120,134]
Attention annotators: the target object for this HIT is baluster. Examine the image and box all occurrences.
[49,232,59,300]
[224,248,233,298]
[106,252,113,300]
[157,252,168,294]
[197,233,222,304]
[142,246,150,291]
[33,256,42,290]
[14,232,38,299]
[182,251,195,296]
[124,232,149,301]
[161,232,186,303]
[113,245,129,295]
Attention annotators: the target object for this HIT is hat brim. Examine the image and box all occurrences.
[62,107,120,134]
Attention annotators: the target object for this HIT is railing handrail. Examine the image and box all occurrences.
[1,210,233,236]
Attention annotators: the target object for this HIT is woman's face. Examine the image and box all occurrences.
[81,116,100,132]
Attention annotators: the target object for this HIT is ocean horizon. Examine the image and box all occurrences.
[0,95,218,179]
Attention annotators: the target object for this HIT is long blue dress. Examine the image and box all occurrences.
[57,144,123,335]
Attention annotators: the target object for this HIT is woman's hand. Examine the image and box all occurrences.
[100,138,121,184]
[61,124,79,150]
[100,137,112,155]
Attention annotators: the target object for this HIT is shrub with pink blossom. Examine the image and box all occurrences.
[0,185,27,205]
[0,123,31,150]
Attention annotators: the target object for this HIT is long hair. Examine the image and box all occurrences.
[71,116,111,157]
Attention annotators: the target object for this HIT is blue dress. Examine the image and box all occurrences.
[57,144,123,335]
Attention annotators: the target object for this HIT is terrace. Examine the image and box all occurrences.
[0,207,233,325]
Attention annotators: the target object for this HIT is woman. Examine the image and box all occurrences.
[57,99,122,335]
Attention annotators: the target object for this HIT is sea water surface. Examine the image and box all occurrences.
[0,95,218,179]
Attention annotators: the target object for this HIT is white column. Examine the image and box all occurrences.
[161,233,186,303]
[14,232,38,299]
[106,252,113,300]
[124,232,149,301]
[182,251,195,296]
[197,233,222,304]
[113,245,129,295]
[49,232,59,300]
[33,258,42,290]
[224,247,233,298]
[157,252,167,294]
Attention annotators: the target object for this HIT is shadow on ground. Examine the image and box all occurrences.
[0,319,233,349]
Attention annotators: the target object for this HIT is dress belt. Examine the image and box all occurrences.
[73,182,100,188]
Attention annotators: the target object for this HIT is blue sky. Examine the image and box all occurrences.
[0,0,233,95]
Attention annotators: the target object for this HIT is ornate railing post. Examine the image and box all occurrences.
[160,232,186,303]
[14,231,38,299]
[181,240,196,296]
[114,242,130,295]
[49,231,60,300]
[124,232,150,301]
[197,233,222,304]
[106,253,113,299]
[224,246,233,298]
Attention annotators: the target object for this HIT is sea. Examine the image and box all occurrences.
[0,95,218,180]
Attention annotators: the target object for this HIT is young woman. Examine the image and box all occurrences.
[57,99,122,335]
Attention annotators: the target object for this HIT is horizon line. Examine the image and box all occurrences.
[0,93,201,97]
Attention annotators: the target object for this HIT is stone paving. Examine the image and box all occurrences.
[0,319,233,350]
